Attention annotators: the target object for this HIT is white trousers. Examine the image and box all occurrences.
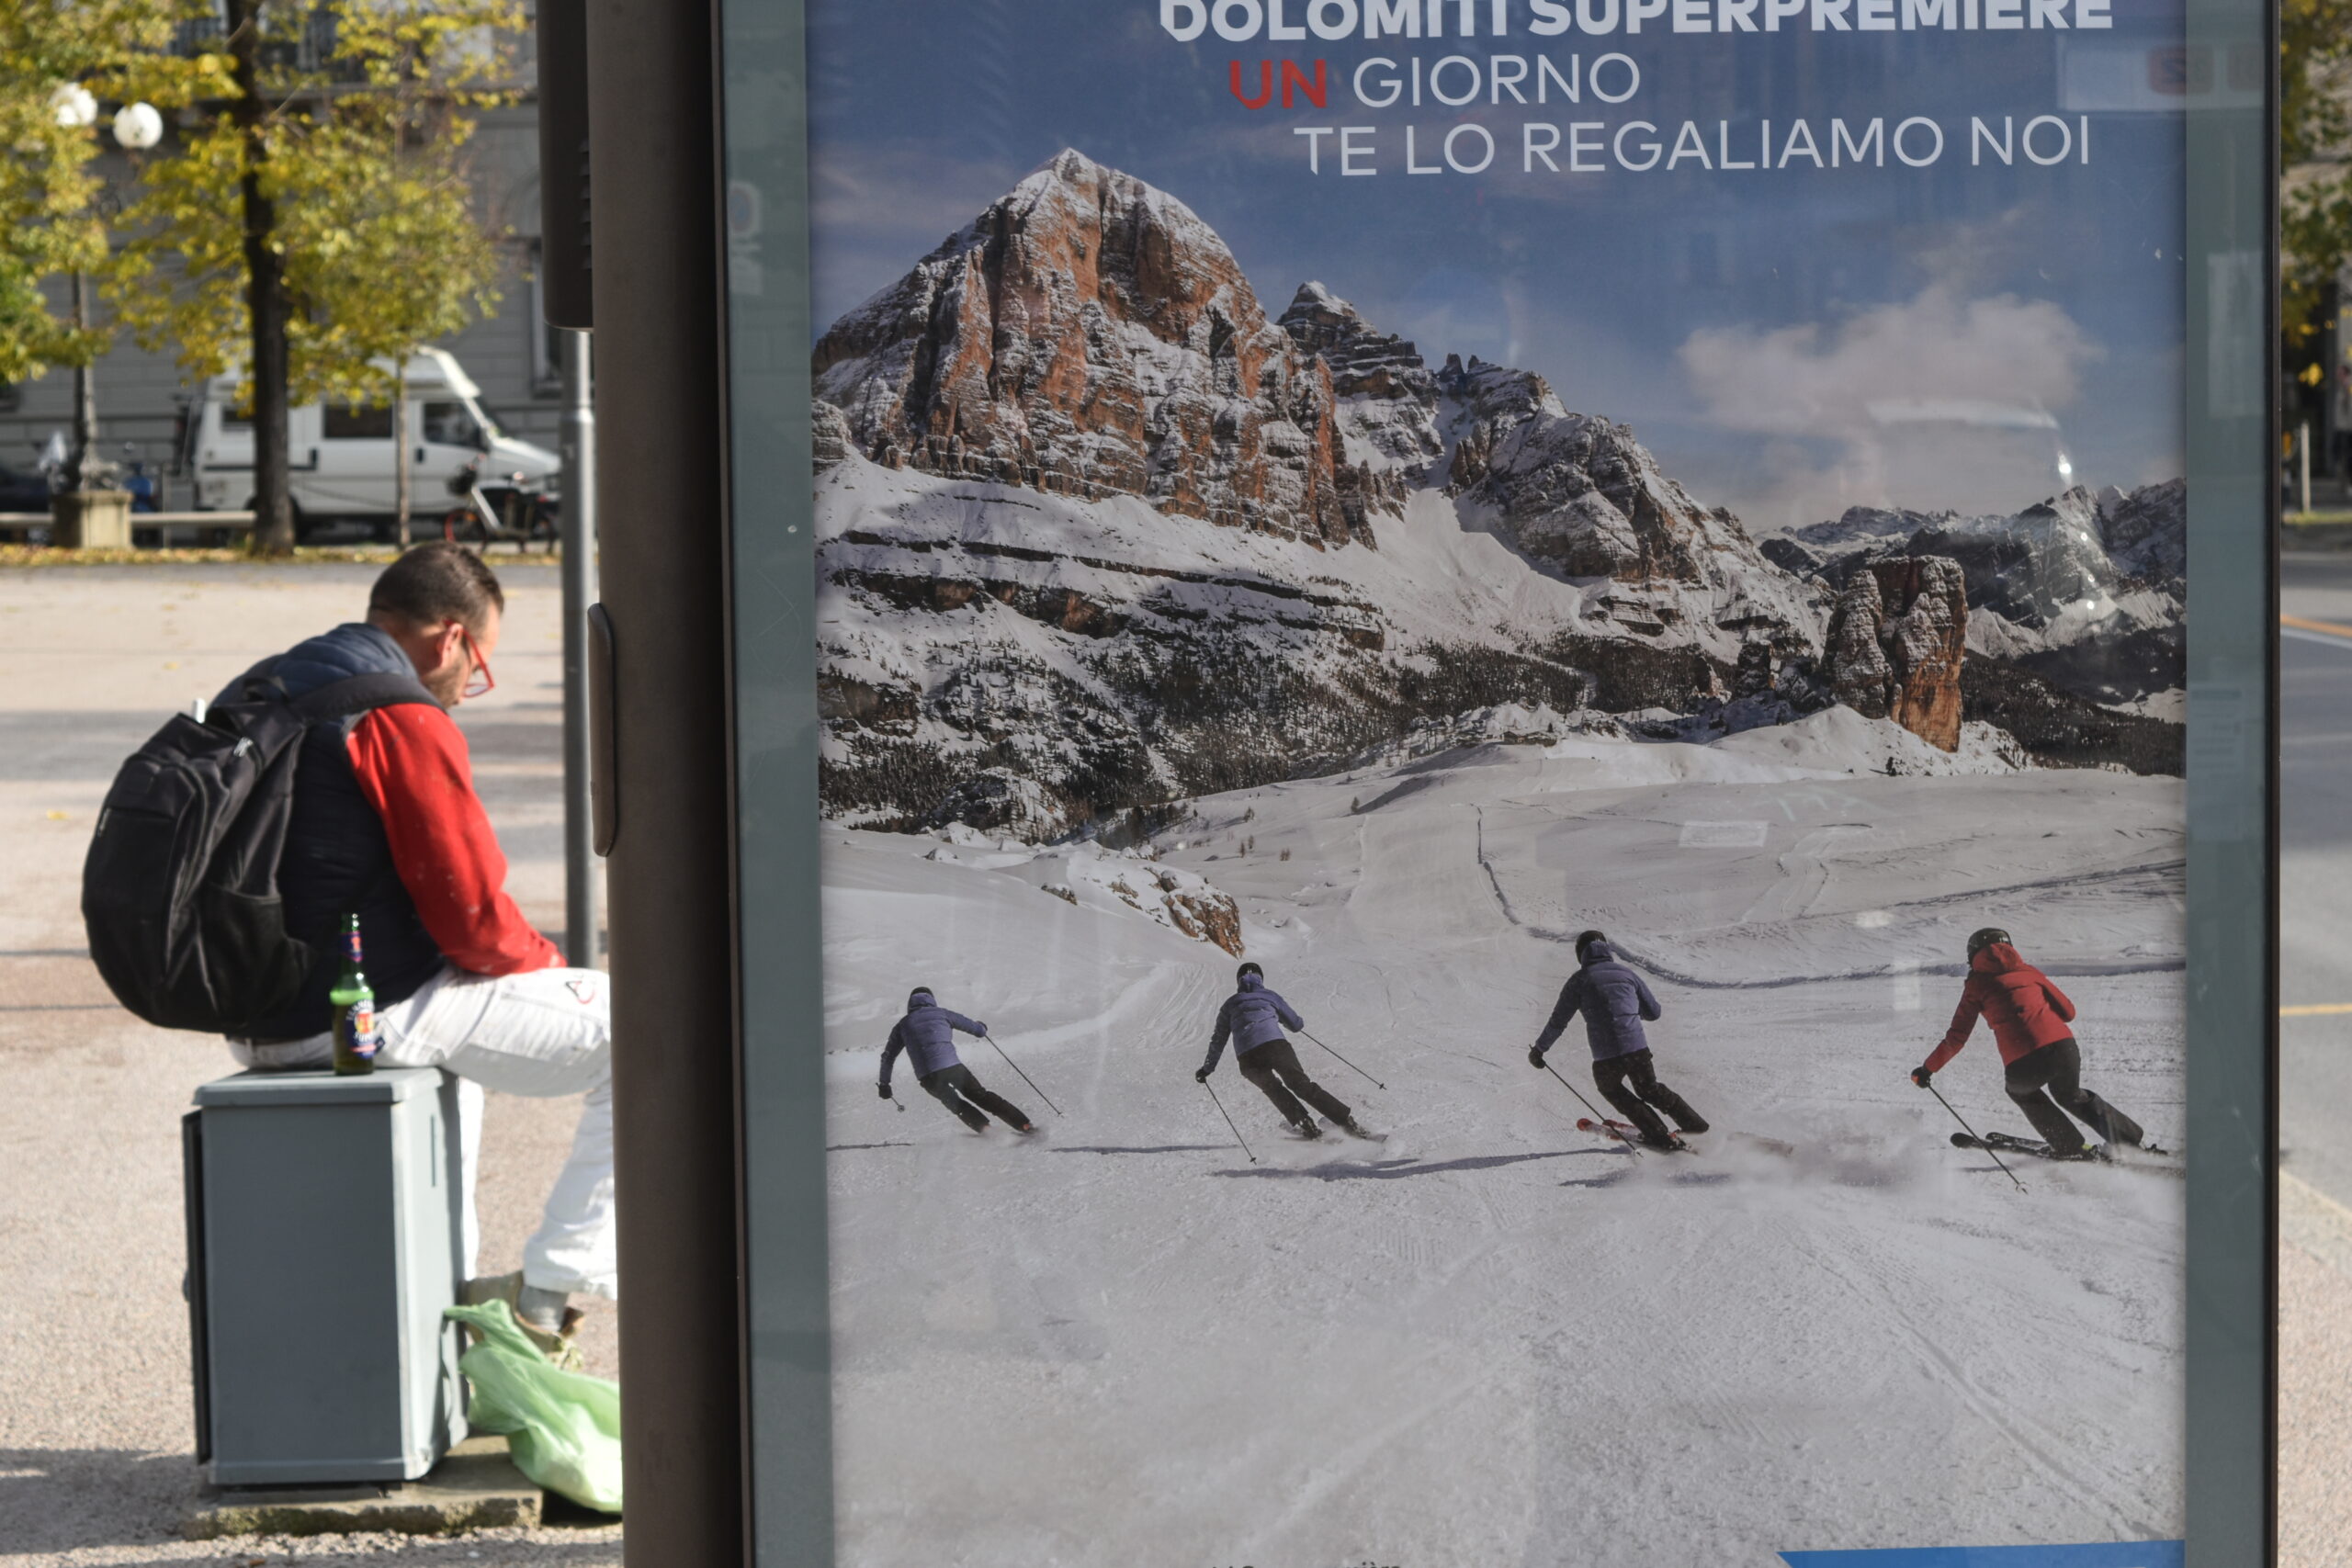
[232,964,616,1300]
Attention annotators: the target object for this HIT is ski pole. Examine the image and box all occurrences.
[988,1035,1062,1118]
[1926,1081,2027,1193]
[1543,1059,1640,1157]
[1202,1077,1258,1164]
[1297,1028,1385,1090]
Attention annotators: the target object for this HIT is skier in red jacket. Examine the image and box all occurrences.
[1910,928,2144,1157]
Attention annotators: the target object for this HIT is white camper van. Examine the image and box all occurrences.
[187,348,560,541]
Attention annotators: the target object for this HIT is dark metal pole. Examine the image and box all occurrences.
[559,328,599,972]
[586,0,744,1556]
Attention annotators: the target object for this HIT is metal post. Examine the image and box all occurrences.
[2300,420,2312,516]
[560,327,599,970]
[587,0,743,1541]
[70,271,98,492]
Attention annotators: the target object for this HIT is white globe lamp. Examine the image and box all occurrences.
[51,84,97,130]
[113,102,164,152]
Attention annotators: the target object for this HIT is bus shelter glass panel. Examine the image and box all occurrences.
[722,0,2273,1560]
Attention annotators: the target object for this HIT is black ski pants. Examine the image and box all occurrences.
[917,1064,1030,1133]
[1593,1048,1707,1145]
[2003,1037,2141,1152]
[1237,1037,1351,1130]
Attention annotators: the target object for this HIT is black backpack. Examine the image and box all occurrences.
[82,668,435,1033]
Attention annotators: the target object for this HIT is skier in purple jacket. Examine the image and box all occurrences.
[1530,931,1708,1150]
[881,987,1034,1134]
[1198,963,1370,1140]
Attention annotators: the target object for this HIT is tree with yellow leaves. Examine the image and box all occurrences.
[109,0,520,553]
[0,1,176,453]
[2283,0,2352,429]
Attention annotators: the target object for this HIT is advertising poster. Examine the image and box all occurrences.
[799,0,2193,1559]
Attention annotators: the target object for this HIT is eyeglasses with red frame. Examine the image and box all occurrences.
[456,624,495,700]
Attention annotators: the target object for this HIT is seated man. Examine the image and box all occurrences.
[222,543,610,1357]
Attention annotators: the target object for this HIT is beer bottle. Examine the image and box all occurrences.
[330,911,380,1076]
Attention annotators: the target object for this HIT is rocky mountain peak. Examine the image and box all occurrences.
[1434,355,1762,594]
[811,150,1386,549]
[1822,557,1969,750]
[2096,477,2186,588]
[1276,283,1443,478]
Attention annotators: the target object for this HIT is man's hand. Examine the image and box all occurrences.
[877,1083,893,1100]
[1195,1067,1212,1085]
[1910,1066,1933,1089]
[1528,1047,1547,1070]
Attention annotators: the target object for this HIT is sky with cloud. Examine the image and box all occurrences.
[805,0,2186,531]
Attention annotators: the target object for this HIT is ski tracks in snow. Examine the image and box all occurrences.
[1789,1218,2137,1534]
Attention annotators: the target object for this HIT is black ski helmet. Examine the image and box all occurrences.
[1236,962,1263,985]
[1574,930,1608,963]
[1966,928,2011,959]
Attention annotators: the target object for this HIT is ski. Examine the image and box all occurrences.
[1577,1117,1688,1152]
[1595,1115,1748,1151]
[1951,1130,2107,1163]
[1322,1117,1388,1142]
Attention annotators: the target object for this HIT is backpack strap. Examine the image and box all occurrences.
[232,654,290,707]
[288,671,439,726]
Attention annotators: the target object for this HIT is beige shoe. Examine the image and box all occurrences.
[461,1270,586,1371]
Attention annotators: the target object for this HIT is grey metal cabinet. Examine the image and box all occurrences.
[184,1067,469,1485]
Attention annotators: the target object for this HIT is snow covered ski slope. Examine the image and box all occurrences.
[818,719,2185,1566]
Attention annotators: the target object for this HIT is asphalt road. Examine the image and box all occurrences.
[2282,551,2352,1206]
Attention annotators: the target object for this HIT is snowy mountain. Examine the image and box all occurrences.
[1772,481,2187,707]
[812,150,1389,549]
[813,151,1826,840]
[1274,281,1443,479]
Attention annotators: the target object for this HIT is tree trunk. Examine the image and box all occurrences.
[227,0,295,556]
[393,358,412,547]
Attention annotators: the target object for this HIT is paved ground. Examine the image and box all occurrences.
[2278,548,2352,1562]
[2284,553,2352,1206]
[0,561,620,1563]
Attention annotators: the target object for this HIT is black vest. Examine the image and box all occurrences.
[228,624,449,1040]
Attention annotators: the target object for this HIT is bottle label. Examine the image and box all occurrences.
[348,1000,379,1059]
[345,926,365,964]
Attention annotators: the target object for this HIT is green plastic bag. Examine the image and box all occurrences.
[444,1299,624,1514]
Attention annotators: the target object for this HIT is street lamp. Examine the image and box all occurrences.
[112,102,163,152]
[51,85,96,129]
[63,100,163,502]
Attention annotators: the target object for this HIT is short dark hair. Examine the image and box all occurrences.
[369,543,504,633]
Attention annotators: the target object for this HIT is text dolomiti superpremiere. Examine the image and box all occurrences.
[1160,0,2113,39]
